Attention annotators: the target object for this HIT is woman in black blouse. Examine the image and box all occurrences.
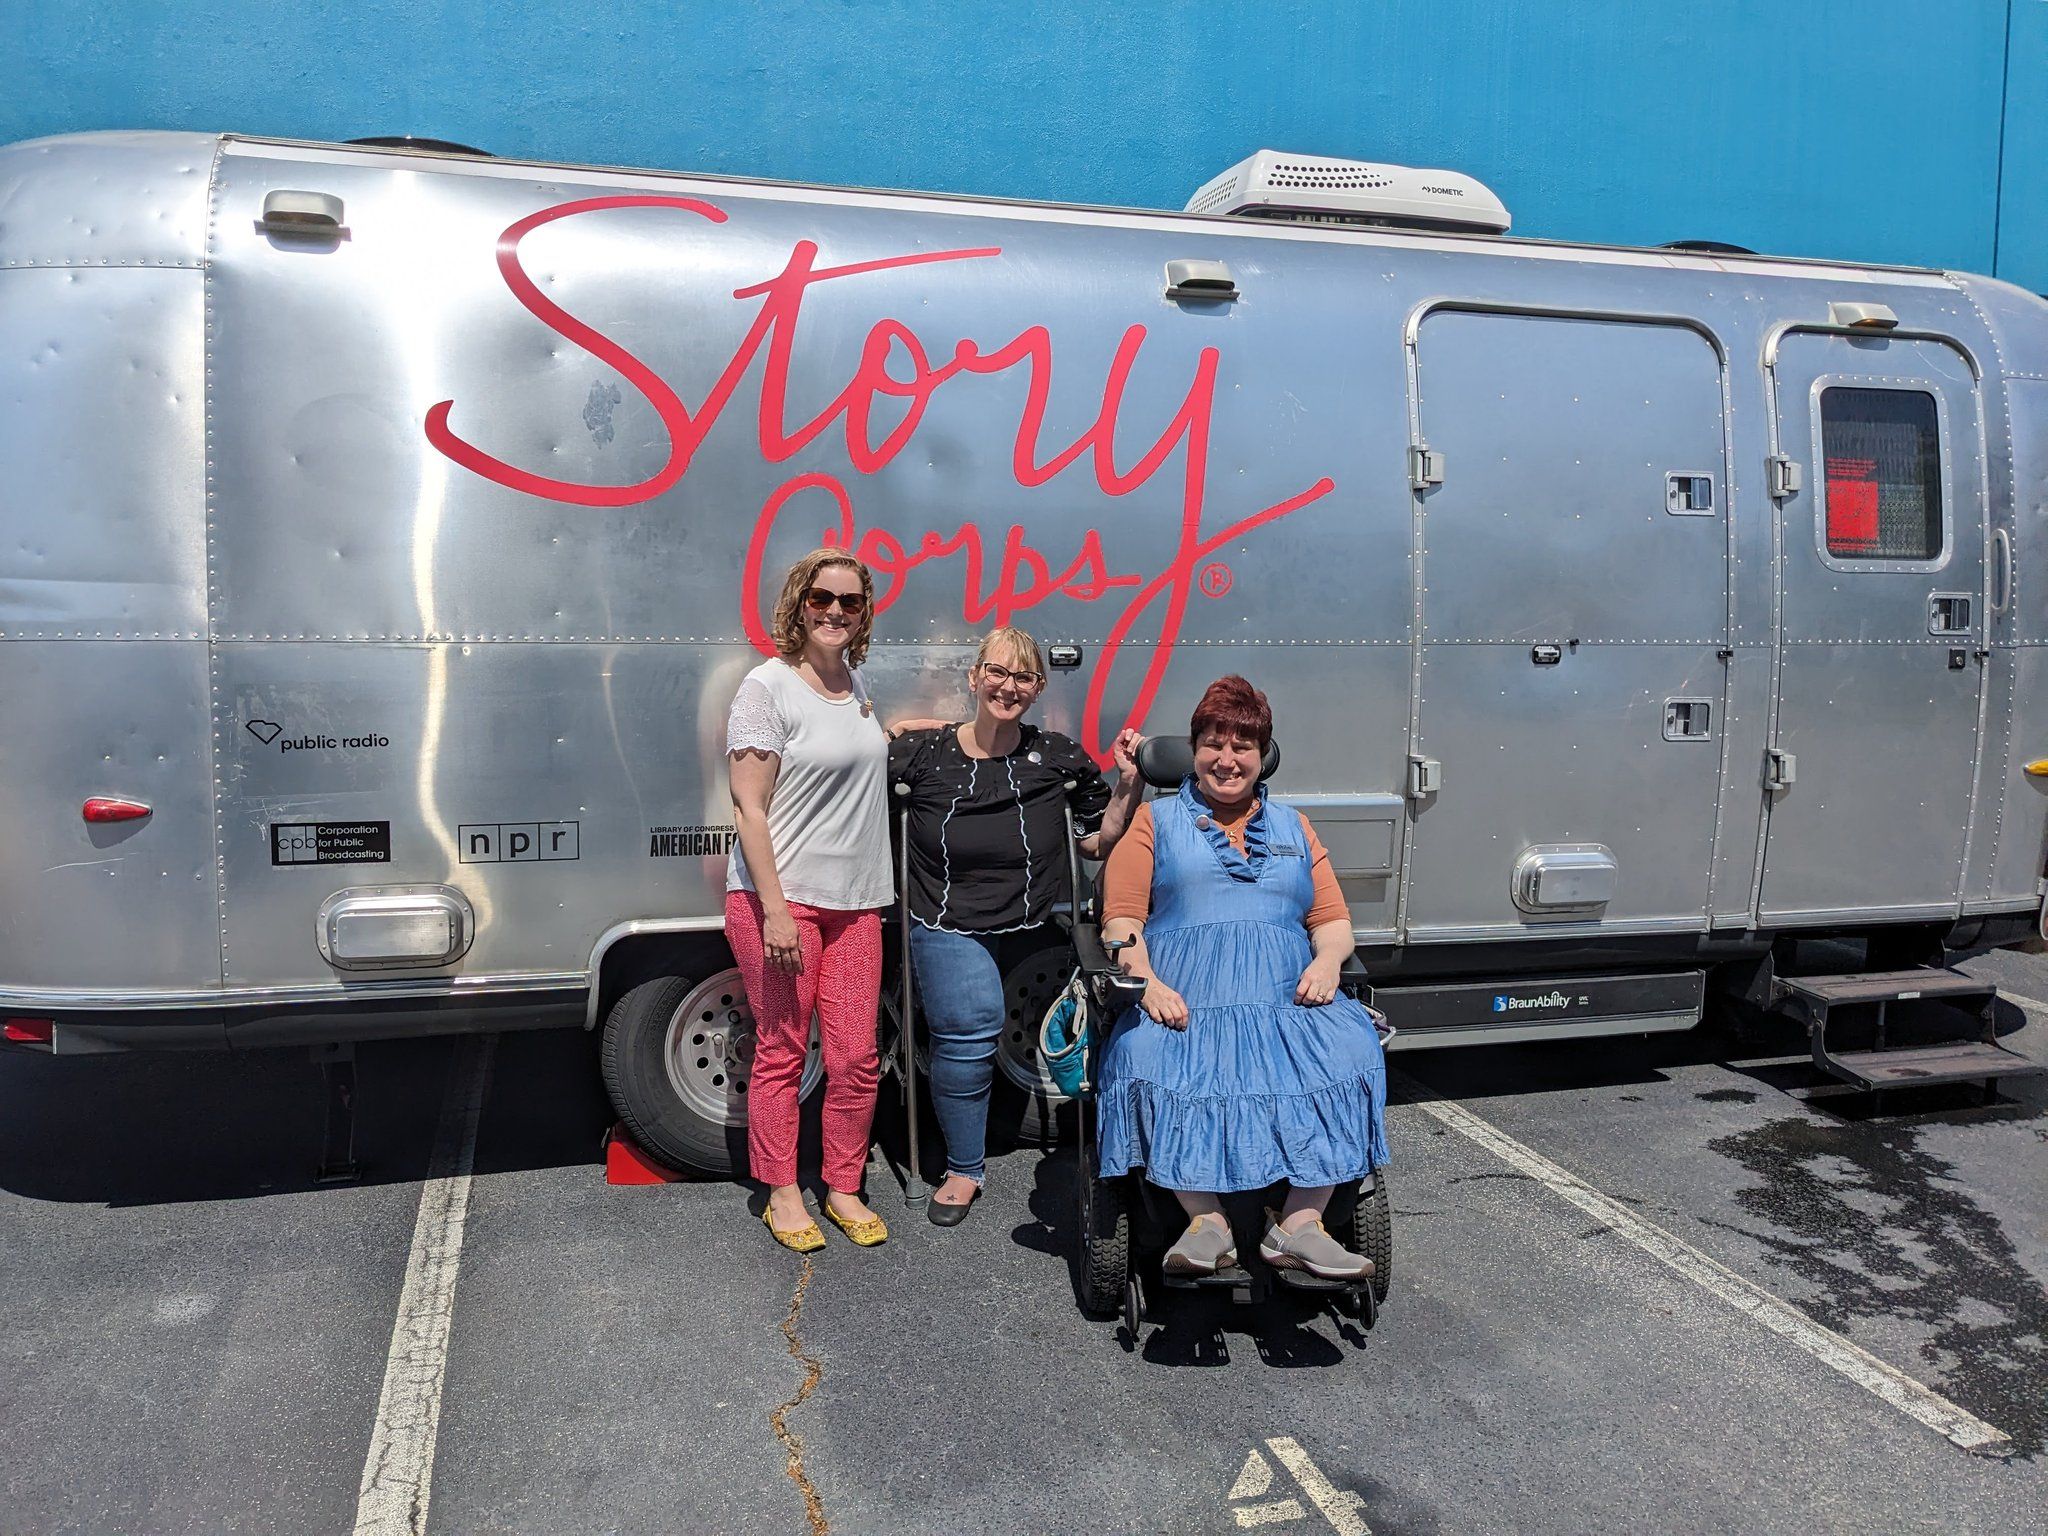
[889,627,1142,1225]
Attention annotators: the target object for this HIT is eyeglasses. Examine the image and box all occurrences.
[978,662,1044,689]
[804,587,867,615]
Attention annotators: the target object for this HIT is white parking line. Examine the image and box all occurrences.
[353,1035,498,1536]
[1266,1438,1371,1534]
[1395,1070,2012,1456]
[1226,1441,1369,1533]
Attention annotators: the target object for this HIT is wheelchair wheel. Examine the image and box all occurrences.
[1076,1154,1129,1316]
[1329,1171,1393,1308]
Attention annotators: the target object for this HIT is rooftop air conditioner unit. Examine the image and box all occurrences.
[1186,150,1511,236]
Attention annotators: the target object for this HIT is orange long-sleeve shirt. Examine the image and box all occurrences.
[1101,799,1351,931]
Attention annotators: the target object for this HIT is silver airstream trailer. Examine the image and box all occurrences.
[3,131,2043,1173]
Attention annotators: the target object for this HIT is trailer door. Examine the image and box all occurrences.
[1758,333,1985,922]
[1403,311,1730,940]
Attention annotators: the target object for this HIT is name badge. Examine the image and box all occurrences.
[1272,844,1305,858]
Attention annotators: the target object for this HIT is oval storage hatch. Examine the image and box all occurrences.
[317,886,474,970]
[1512,845,1618,915]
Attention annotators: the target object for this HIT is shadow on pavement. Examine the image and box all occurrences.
[0,1024,622,1206]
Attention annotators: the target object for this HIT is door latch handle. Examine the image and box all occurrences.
[1408,444,1444,491]
[1764,748,1796,792]
[1408,754,1441,800]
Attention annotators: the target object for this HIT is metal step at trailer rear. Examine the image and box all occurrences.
[1771,967,2044,1092]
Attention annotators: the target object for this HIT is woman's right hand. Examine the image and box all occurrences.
[763,907,804,974]
[1141,977,1189,1029]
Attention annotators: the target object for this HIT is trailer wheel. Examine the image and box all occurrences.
[987,947,1077,1148]
[1329,1171,1393,1308]
[600,969,823,1178]
[907,945,1075,1146]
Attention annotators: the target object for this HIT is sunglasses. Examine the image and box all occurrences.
[978,662,1044,689]
[803,587,867,615]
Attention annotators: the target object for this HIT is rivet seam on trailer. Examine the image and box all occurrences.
[204,633,1417,646]
[1946,275,2019,898]
[0,258,203,270]
[1705,344,1740,918]
[202,138,229,987]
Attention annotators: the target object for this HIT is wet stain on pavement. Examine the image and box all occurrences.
[1696,1088,1760,1104]
[1709,1115,2048,1457]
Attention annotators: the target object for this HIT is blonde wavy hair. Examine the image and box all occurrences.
[770,548,875,669]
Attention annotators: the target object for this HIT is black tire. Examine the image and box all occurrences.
[1077,1157,1130,1316]
[600,969,820,1178]
[1329,1172,1393,1307]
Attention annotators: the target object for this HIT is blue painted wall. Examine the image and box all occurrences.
[5,0,2041,290]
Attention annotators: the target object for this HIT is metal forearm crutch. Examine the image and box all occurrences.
[894,792,924,1203]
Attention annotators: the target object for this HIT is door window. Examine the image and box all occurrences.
[1819,386,1942,561]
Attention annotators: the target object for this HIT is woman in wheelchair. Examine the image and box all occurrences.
[888,627,1144,1225]
[1095,675,1390,1281]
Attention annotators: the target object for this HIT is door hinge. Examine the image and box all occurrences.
[1408,754,1442,800]
[1764,747,1797,792]
[1767,454,1802,500]
[1409,443,1445,491]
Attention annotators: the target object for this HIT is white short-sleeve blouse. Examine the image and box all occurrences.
[724,659,894,911]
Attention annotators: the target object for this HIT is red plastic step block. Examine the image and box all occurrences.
[604,1124,684,1185]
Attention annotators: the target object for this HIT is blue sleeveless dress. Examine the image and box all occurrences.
[1095,779,1390,1192]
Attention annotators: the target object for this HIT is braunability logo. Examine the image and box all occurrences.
[1493,991,1572,1013]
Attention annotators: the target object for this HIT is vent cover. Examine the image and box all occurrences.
[1185,149,1510,235]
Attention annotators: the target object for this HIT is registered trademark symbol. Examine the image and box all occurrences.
[1200,561,1234,598]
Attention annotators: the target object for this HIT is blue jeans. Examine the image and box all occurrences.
[908,923,1013,1184]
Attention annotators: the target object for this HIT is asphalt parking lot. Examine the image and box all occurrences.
[3,950,2045,1535]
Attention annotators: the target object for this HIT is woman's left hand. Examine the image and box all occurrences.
[1294,956,1343,1007]
[1110,728,1143,777]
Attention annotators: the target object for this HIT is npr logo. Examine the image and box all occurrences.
[459,821,579,863]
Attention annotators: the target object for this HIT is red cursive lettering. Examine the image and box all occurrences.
[427,196,1336,758]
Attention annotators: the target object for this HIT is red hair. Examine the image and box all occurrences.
[1189,675,1272,751]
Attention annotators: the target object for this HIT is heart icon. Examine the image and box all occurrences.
[245,719,283,745]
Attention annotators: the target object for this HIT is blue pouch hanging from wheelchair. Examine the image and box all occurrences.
[1038,978,1090,1097]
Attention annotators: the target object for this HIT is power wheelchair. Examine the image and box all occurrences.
[1062,735,1392,1336]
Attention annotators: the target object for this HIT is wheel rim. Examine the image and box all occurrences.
[662,967,824,1128]
[997,947,1071,1099]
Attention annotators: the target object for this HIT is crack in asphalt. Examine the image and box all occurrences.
[1709,1114,2048,1458]
[771,1257,829,1535]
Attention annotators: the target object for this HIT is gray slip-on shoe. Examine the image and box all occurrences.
[1259,1215,1375,1280]
[1162,1216,1239,1276]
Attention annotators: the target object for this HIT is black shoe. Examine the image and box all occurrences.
[927,1186,979,1227]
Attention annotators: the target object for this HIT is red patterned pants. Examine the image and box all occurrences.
[724,891,883,1192]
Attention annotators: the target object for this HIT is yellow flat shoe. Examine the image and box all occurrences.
[824,1205,889,1247]
[763,1206,826,1254]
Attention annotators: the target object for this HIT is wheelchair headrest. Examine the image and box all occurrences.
[1133,735,1281,790]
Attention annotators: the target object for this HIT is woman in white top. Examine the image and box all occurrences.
[726,548,894,1252]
